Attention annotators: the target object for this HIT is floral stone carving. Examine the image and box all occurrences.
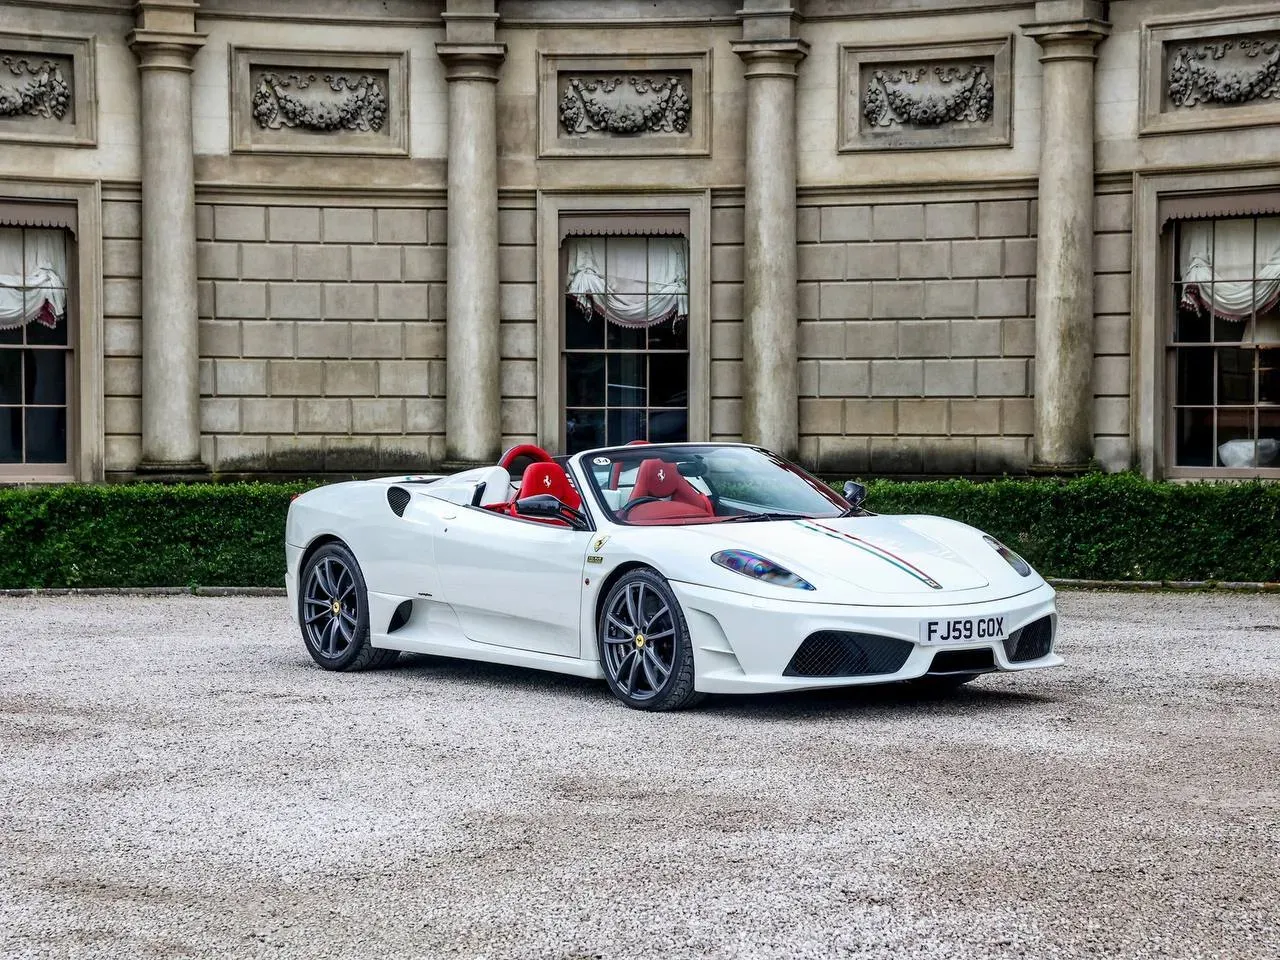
[862,64,993,129]
[251,72,388,133]
[0,57,70,121]
[558,74,690,136]
[1167,38,1280,108]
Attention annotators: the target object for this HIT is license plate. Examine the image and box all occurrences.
[921,616,1007,644]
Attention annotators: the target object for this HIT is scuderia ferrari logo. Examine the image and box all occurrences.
[542,475,552,488]
[657,468,666,482]
[592,535,610,552]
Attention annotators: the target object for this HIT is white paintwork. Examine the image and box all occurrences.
[285,443,1061,694]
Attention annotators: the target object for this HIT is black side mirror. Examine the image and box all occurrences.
[843,480,866,510]
[515,494,590,531]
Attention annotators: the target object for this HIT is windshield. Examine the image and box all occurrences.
[580,444,849,526]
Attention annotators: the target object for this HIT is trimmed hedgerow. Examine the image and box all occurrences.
[0,473,1276,587]
[0,482,313,589]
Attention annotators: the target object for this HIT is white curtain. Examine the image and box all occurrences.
[0,228,68,331]
[565,236,688,328]
[1179,217,1280,321]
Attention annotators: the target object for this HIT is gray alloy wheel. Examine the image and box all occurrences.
[298,542,398,672]
[597,568,703,711]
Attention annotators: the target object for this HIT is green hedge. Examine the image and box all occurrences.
[0,474,1276,587]
[0,482,312,589]
[848,473,1280,583]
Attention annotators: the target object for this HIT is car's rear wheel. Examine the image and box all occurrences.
[597,568,703,711]
[299,542,398,672]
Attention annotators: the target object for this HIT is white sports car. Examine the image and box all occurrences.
[285,442,1059,710]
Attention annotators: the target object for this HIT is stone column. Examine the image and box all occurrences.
[437,2,505,468]
[1024,1,1110,472]
[129,0,206,475]
[732,7,807,460]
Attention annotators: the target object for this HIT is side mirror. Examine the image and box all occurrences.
[515,494,590,531]
[843,480,866,510]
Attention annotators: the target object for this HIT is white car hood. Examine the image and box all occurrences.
[663,514,1040,605]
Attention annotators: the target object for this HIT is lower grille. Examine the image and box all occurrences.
[783,631,913,678]
[1004,615,1053,662]
[928,648,996,674]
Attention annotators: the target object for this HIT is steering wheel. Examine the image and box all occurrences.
[499,443,554,471]
[618,496,664,519]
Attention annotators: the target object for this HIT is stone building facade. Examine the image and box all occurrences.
[1,0,1278,482]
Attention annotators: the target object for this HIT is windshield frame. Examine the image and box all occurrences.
[571,442,850,527]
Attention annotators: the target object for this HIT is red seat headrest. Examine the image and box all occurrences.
[517,462,581,511]
[634,459,679,498]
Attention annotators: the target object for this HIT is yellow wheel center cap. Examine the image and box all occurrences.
[331,601,341,615]
[635,634,646,648]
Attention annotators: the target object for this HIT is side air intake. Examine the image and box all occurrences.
[387,486,411,517]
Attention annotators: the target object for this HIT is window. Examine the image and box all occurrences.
[0,227,73,474]
[1169,215,1280,473]
[562,235,689,454]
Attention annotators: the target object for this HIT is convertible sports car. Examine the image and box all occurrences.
[285,442,1059,710]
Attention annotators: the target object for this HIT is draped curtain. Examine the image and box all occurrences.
[0,228,67,331]
[1179,217,1280,321]
[565,236,688,328]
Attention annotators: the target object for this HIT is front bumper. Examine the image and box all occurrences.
[670,580,1060,694]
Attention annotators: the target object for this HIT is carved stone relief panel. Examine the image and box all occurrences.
[0,33,95,147]
[231,48,408,156]
[1141,13,1280,136]
[539,53,709,157]
[839,38,1012,152]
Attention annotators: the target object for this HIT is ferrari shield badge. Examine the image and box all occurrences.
[592,534,610,552]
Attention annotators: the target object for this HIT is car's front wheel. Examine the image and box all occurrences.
[299,542,398,671]
[597,568,703,711]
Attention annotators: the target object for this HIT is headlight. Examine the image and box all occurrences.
[711,550,815,591]
[983,535,1032,577]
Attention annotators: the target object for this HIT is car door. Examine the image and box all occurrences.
[432,502,589,658]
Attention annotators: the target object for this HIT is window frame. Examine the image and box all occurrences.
[1162,212,1280,479]
[0,225,78,480]
[0,180,102,484]
[535,192,711,455]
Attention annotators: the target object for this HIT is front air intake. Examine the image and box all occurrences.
[387,486,411,517]
[783,631,913,678]
[1004,616,1053,662]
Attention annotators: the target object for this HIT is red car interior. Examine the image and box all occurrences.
[484,455,582,525]
[623,458,715,524]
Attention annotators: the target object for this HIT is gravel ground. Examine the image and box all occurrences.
[1,591,1278,960]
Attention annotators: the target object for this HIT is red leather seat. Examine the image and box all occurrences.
[624,459,714,523]
[515,461,582,511]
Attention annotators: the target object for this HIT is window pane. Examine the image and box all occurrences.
[1216,408,1254,467]
[1259,410,1280,467]
[26,305,68,346]
[650,353,688,407]
[1174,286,1210,342]
[1260,346,1280,405]
[0,325,19,346]
[1175,348,1212,406]
[0,350,20,404]
[565,295,603,349]
[648,408,688,443]
[607,320,645,350]
[565,353,605,408]
[647,314,687,350]
[565,408,604,454]
[24,349,66,405]
[607,353,646,407]
[0,407,19,462]
[607,408,646,445]
[24,407,66,463]
[1217,347,1254,405]
[1175,407,1213,467]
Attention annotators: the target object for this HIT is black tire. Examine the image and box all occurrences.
[597,568,704,711]
[298,542,399,672]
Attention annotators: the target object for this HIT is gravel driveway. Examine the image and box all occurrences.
[2,590,1278,959]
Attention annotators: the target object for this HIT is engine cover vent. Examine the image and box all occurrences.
[387,486,411,517]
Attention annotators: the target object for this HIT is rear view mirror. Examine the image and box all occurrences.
[515,494,590,531]
[843,480,866,509]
